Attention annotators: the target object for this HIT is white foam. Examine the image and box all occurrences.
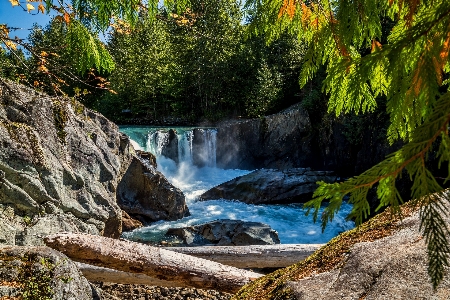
[120,126,355,244]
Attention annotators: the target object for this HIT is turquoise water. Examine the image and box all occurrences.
[120,126,354,244]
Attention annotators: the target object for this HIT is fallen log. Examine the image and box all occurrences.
[76,262,186,287]
[44,233,261,293]
[165,244,323,268]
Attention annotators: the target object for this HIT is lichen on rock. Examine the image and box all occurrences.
[0,79,134,245]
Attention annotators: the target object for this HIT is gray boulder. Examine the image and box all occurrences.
[0,246,97,300]
[199,168,336,204]
[166,219,280,246]
[160,129,179,163]
[0,80,134,244]
[117,150,189,223]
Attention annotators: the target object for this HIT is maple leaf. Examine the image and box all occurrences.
[64,12,70,24]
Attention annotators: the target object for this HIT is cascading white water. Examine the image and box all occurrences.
[119,126,355,244]
[177,130,193,164]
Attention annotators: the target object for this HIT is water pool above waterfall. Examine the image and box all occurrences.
[120,126,355,244]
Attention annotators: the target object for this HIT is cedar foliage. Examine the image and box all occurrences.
[245,0,450,288]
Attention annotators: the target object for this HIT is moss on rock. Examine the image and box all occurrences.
[232,202,418,300]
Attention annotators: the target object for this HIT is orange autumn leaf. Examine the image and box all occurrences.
[37,65,48,72]
[4,40,17,50]
[439,31,450,66]
[371,39,383,53]
[38,3,45,13]
[278,0,296,20]
[301,2,312,26]
[64,12,71,23]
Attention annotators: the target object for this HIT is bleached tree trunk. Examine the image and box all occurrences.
[75,262,188,287]
[166,244,322,268]
[44,233,261,293]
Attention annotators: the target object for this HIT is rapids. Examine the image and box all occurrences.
[120,126,354,244]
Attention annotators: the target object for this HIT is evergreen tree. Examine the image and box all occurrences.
[245,0,450,287]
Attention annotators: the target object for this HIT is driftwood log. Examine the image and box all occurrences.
[76,262,187,287]
[166,244,322,268]
[44,233,262,293]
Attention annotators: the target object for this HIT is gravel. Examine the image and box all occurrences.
[92,282,233,300]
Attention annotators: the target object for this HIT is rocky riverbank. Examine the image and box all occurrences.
[92,283,232,300]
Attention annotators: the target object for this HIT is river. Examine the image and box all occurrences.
[120,126,354,244]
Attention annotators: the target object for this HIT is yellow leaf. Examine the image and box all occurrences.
[37,65,48,72]
[9,0,19,7]
[38,3,45,14]
[26,3,35,12]
[4,41,17,50]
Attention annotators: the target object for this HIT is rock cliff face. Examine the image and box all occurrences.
[216,104,312,170]
[216,103,398,176]
[0,80,188,247]
[0,80,133,244]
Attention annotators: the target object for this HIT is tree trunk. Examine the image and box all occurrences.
[165,244,323,268]
[44,233,261,293]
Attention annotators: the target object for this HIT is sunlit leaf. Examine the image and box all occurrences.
[26,3,35,12]
[4,40,17,50]
[9,0,19,7]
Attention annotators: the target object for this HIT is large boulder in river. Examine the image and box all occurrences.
[199,168,336,204]
[166,219,280,246]
[0,80,134,244]
[117,150,189,223]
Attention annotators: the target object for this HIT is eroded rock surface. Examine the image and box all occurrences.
[285,211,450,299]
[0,80,134,244]
[199,168,336,204]
[166,219,280,246]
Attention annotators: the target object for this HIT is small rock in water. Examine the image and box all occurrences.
[166,219,280,246]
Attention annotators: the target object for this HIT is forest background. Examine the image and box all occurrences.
[0,0,323,124]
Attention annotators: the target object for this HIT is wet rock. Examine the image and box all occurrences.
[216,104,312,170]
[167,219,280,246]
[199,168,336,204]
[121,211,143,232]
[161,129,179,163]
[117,151,189,223]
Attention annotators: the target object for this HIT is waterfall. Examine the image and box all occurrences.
[144,127,217,167]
